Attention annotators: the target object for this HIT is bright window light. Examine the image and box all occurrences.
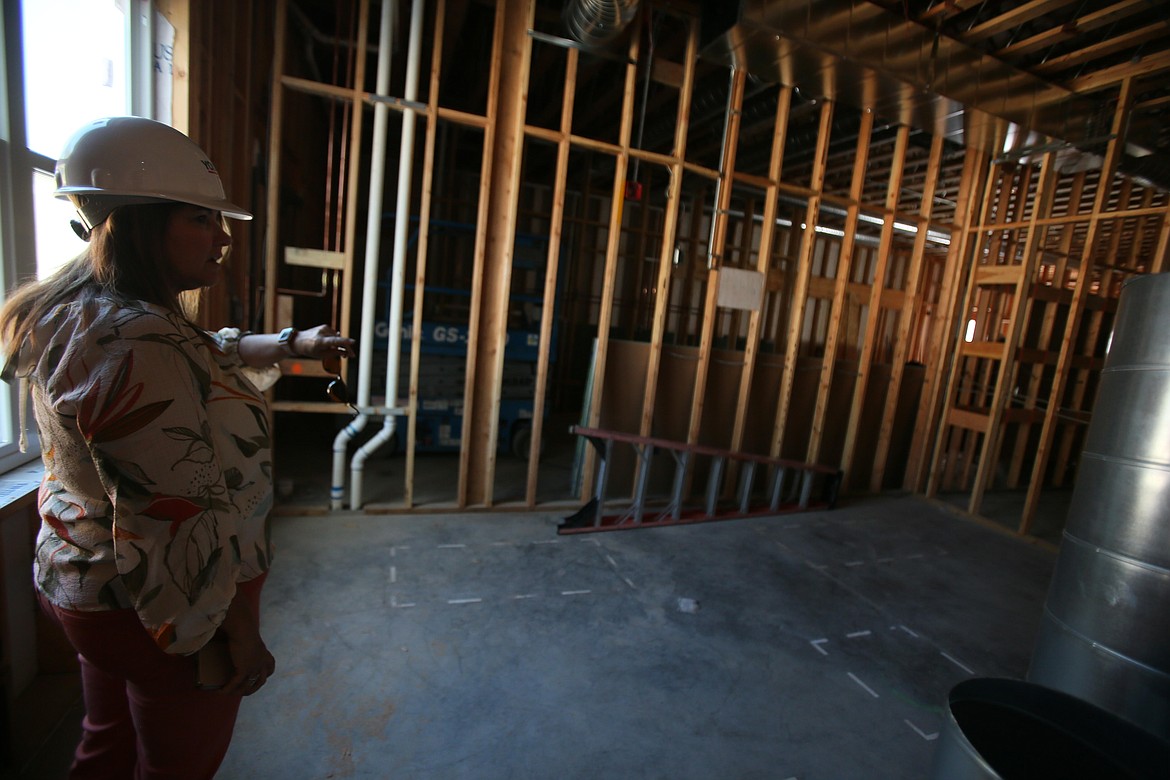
[22,0,129,158]
[33,170,87,278]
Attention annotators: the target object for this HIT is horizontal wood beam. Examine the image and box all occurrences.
[948,408,990,432]
[997,0,1149,59]
[1069,49,1170,94]
[1033,23,1167,76]
[965,0,1078,43]
[961,340,1008,360]
[975,264,1025,285]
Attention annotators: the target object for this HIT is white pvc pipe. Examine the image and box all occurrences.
[350,0,425,509]
[331,0,395,509]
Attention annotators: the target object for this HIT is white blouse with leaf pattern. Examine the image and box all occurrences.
[9,297,277,655]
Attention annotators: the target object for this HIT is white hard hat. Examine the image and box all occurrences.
[54,116,252,232]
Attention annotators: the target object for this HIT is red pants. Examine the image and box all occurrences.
[45,575,266,780]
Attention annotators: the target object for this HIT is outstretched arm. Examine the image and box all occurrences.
[237,325,355,368]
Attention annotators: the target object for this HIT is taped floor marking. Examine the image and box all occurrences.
[905,720,939,741]
[846,630,872,639]
[448,597,483,605]
[941,652,974,674]
[848,672,880,698]
[561,589,592,596]
[437,544,466,549]
[810,639,829,656]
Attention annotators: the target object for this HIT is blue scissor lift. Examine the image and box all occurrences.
[373,220,556,457]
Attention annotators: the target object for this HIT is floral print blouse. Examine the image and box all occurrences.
[9,297,278,655]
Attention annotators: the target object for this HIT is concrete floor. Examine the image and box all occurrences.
[16,493,1058,779]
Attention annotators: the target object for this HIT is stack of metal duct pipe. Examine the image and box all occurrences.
[1027,272,1170,739]
[930,274,1170,778]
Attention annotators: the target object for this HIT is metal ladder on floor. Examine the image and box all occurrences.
[560,425,843,534]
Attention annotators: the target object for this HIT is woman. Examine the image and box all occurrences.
[0,117,353,779]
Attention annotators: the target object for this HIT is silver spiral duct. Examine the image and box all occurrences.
[563,0,640,48]
[930,678,1170,779]
[1027,272,1170,739]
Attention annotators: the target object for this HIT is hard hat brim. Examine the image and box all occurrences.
[55,187,252,221]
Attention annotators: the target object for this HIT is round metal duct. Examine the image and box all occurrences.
[563,0,640,49]
[1027,272,1170,739]
[930,678,1170,779]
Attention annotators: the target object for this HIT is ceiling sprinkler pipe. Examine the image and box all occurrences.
[563,0,639,48]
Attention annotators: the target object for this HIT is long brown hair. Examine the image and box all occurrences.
[0,204,203,361]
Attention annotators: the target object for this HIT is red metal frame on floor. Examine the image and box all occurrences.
[560,425,843,535]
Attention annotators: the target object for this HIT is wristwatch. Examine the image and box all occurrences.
[277,327,299,357]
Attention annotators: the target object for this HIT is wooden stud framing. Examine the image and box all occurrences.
[1005,170,1087,490]
[184,1,262,331]
[1020,78,1136,532]
[640,17,700,440]
[770,99,834,458]
[728,86,793,455]
[404,0,448,508]
[675,186,708,346]
[684,67,747,451]
[807,109,874,465]
[262,0,289,338]
[870,132,945,491]
[459,0,513,507]
[335,1,370,414]
[839,125,909,484]
[267,1,370,421]
[577,19,642,502]
[252,1,1166,520]
[968,151,1058,515]
[523,45,580,506]
[925,127,1007,498]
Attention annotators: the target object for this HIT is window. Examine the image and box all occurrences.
[0,0,171,472]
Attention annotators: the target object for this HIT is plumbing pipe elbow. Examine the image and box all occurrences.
[350,416,398,510]
[331,414,368,510]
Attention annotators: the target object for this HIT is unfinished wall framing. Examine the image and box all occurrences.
[171,0,276,333]
[259,0,1169,537]
[925,78,1170,533]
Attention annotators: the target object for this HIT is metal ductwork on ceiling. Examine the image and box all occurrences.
[698,0,1170,189]
[562,0,640,49]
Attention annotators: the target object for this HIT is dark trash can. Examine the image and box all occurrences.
[930,678,1170,779]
